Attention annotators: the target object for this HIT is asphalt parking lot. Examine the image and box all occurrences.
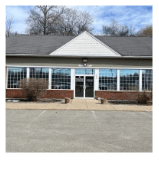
[6,110,152,152]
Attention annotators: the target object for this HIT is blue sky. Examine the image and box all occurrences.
[6,5,152,35]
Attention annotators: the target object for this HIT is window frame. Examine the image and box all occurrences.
[7,67,27,89]
[75,69,95,75]
[99,69,117,91]
[6,66,153,92]
[120,69,139,91]
[29,67,49,80]
[51,68,71,90]
[142,69,153,91]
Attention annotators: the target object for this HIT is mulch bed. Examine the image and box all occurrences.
[108,100,152,106]
[6,98,65,103]
[6,98,152,106]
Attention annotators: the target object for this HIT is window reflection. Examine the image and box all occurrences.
[120,69,139,91]
[142,70,153,91]
[7,67,27,88]
[75,69,94,75]
[30,68,49,80]
[99,69,117,90]
[52,69,71,89]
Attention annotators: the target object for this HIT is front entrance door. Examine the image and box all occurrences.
[75,76,94,98]
[75,76,84,97]
[85,76,94,98]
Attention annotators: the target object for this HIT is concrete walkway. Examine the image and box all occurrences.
[6,99,152,111]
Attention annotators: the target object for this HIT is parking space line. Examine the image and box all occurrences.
[38,110,46,116]
[92,111,104,128]
[140,111,152,118]
[92,111,100,125]
[92,111,98,121]
[25,110,46,128]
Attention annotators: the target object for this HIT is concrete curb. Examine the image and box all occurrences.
[6,101,152,112]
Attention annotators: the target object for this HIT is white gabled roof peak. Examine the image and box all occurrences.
[50,31,121,57]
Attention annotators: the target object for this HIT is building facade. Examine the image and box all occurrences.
[6,31,152,100]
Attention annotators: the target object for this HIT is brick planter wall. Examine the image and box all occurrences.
[6,89,24,98]
[44,90,74,99]
[6,89,74,99]
[95,91,152,101]
[6,89,152,101]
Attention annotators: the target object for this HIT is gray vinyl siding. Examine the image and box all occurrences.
[6,56,152,68]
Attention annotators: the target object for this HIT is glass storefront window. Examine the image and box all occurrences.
[30,67,49,80]
[7,67,27,88]
[52,68,71,89]
[99,69,117,90]
[75,69,94,75]
[142,69,153,91]
[120,69,139,91]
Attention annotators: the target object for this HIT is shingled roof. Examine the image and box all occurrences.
[6,34,152,56]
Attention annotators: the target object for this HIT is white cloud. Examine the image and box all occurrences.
[6,6,33,33]
[72,6,152,34]
[6,6,29,21]
[5,5,152,35]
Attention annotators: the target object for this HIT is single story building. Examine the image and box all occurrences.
[6,31,152,100]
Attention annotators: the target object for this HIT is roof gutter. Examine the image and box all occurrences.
[6,54,152,59]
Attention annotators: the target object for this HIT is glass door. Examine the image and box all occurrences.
[75,76,84,97]
[85,76,94,98]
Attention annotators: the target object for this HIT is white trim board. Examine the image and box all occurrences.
[6,65,153,70]
[6,54,152,59]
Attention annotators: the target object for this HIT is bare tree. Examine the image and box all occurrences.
[58,8,93,35]
[137,25,152,36]
[26,6,94,35]
[6,16,14,37]
[11,31,19,36]
[76,10,94,35]
[102,19,136,36]
[26,5,66,35]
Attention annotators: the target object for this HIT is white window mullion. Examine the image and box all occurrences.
[13,68,15,88]
[48,68,52,89]
[71,69,75,90]
[27,67,30,79]
[10,68,11,88]
[95,69,99,90]
[117,69,120,91]
[17,68,18,88]
[139,69,142,91]
[84,76,86,98]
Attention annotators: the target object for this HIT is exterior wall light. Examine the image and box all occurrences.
[82,58,88,67]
